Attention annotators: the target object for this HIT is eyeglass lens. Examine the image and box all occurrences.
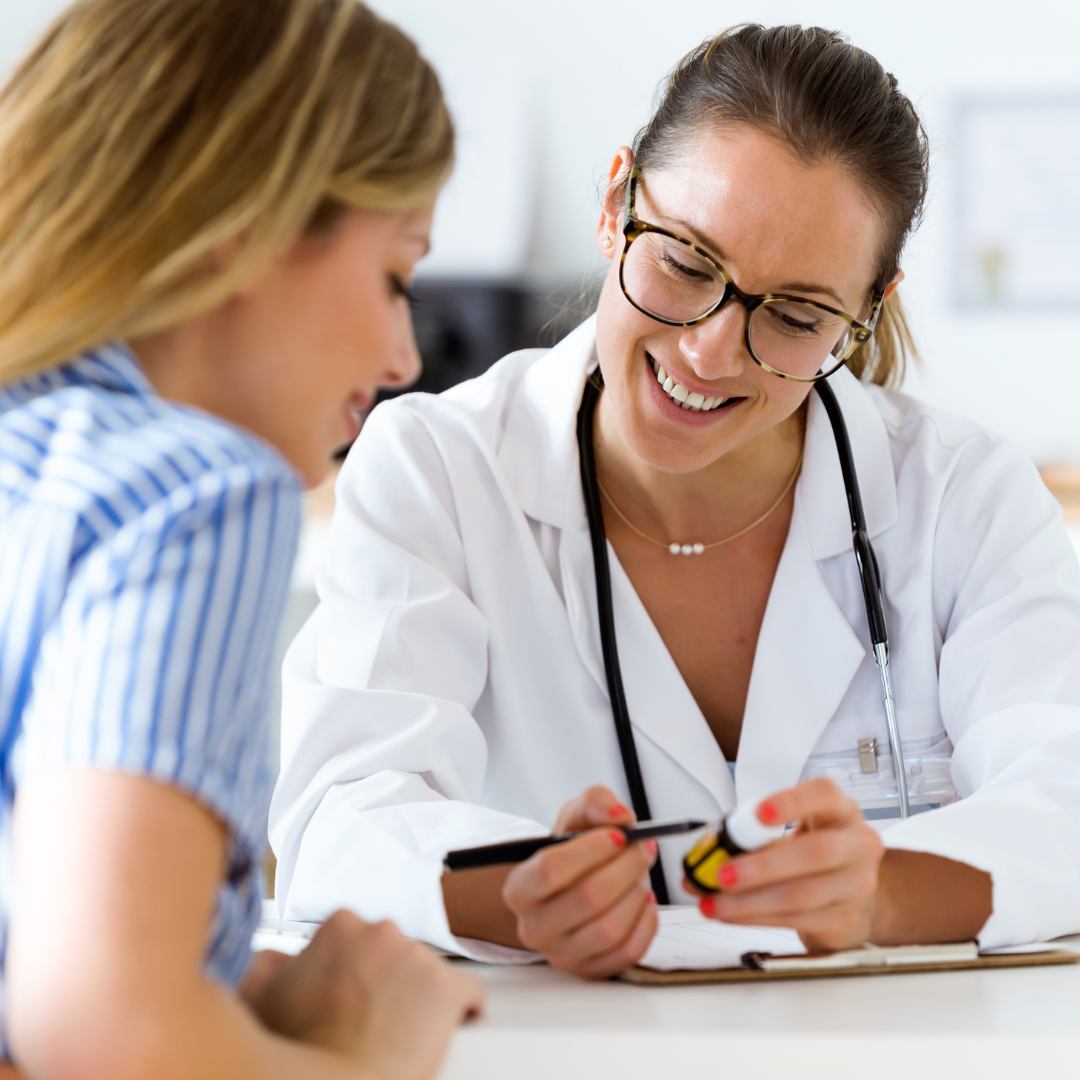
[622,231,855,378]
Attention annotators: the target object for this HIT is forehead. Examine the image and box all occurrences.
[638,127,883,306]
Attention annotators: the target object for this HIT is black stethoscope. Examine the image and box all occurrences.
[576,371,909,904]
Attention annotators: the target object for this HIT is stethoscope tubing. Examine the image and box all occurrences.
[814,380,910,819]
[576,372,911,904]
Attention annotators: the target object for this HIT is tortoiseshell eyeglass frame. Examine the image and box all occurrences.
[618,168,885,383]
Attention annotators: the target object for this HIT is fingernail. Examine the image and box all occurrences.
[758,800,779,824]
[646,890,657,904]
[645,839,659,857]
[608,803,631,818]
[699,896,717,918]
[719,863,738,888]
[609,829,627,847]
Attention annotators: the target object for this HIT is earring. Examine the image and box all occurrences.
[601,237,613,249]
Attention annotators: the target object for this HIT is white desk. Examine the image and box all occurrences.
[437,946,1080,1080]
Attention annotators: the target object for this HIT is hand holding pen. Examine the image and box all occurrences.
[496,785,663,980]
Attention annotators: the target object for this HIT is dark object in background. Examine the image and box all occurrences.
[389,278,592,397]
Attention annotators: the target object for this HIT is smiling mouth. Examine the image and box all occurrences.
[648,355,740,412]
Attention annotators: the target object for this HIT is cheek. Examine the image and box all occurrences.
[595,273,661,382]
[312,268,396,378]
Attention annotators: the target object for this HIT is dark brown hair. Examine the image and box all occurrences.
[630,24,927,387]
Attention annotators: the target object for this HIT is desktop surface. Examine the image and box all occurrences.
[437,939,1080,1080]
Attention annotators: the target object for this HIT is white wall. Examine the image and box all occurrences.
[5,0,1080,460]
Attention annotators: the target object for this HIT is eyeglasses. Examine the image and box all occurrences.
[618,169,884,383]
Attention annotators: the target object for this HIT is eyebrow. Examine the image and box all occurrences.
[657,213,849,310]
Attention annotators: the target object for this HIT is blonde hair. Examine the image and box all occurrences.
[0,0,453,384]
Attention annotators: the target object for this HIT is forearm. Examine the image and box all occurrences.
[871,850,993,945]
[441,866,522,948]
[13,979,373,1080]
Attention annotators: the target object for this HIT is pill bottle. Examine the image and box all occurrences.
[682,802,785,892]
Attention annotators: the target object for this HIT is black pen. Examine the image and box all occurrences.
[442,818,708,872]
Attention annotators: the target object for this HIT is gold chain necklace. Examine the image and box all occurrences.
[596,452,803,556]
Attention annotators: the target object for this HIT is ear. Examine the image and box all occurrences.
[595,146,634,261]
[882,268,905,303]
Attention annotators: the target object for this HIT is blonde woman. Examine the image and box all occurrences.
[0,0,482,1077]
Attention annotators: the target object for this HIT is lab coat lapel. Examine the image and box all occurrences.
[736,370,898,803]
[736,496,867,803]
[558,522,736,810]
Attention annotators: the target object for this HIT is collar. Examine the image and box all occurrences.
[497,315,899,560]
[65,342,157,398]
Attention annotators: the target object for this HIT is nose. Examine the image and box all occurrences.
[677,300,748,381]
[382,301,423,390]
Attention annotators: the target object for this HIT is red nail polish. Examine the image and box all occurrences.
[758,801,779,824]
[609,803,631,818]
[719,862,738,888]
[645,839,659,857]
[609,829,627,847]
[646,890,657,904]
[699,896,717,918]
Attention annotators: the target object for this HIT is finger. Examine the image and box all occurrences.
[240,949,292,1001]
[560,879,652,962]
[709,865,878,923]
[525,842,655,939]
[574,898,659,980]
[503,828,630,911]
[554,785,636,833]
[757,777,863,833]
[717,826,882,894]
[448,968,486,1021]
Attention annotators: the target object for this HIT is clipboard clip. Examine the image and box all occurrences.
[741,940,980,972]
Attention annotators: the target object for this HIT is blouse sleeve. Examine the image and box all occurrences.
[20,459,300,851]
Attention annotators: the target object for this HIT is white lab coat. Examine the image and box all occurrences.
[270,316,1080,957]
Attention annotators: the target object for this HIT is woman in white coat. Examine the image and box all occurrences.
[271,25,1080,977]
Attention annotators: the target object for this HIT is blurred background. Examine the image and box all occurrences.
[7,0,1079,452]
[5,0,1079,779]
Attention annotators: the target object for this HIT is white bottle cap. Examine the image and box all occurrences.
[725,800,786,852]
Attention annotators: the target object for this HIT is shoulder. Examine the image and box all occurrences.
[864,381,1053,523]
[0,349,301,554]
[362,346,549,453]
[868,382,1037,478]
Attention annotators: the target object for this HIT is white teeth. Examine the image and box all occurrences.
[649,356,734,412]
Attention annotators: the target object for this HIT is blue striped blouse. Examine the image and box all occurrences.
[0,344,301,1049]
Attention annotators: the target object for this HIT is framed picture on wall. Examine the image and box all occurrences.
[952,96,1080,311]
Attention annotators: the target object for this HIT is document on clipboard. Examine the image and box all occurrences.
[620,907,1080,985]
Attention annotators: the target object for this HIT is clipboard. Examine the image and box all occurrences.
[619,940,1080,985]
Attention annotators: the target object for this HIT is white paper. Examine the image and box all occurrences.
[979,941,1080,956]
[639,906,806,972]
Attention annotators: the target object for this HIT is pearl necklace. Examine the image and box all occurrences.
[596,452,804,555]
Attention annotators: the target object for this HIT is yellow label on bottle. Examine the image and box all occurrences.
[682,829,733,893]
